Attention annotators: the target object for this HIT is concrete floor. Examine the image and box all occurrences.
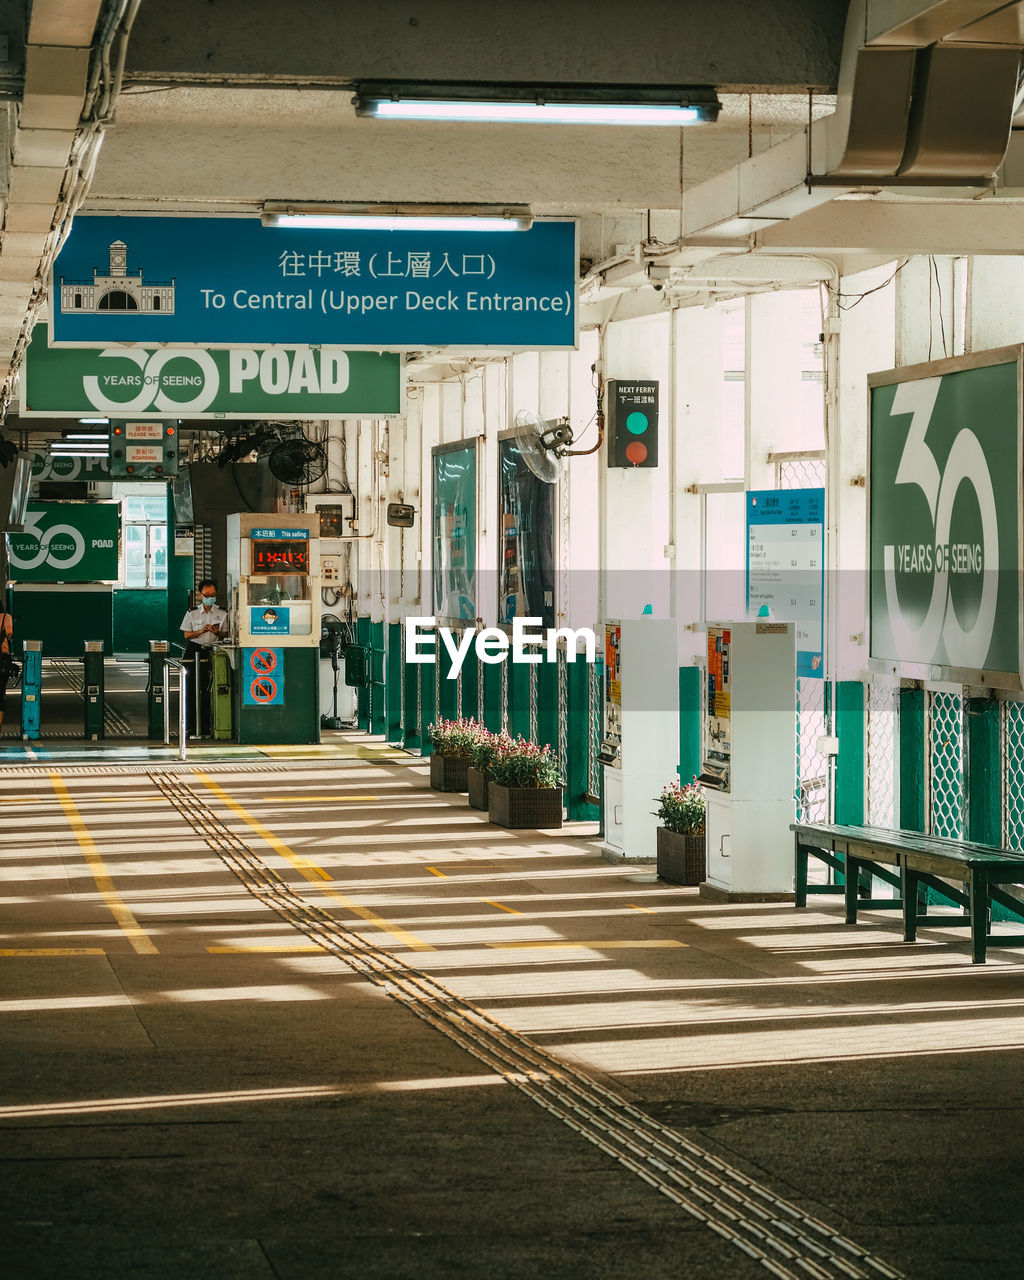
[2,739,1023,1279]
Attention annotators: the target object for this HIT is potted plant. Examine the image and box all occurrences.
[427,717,482,792]
[487,735,563,829]
[654,778,706,885]
[467,729,505,810]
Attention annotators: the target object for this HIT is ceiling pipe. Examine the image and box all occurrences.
[680,0,1024,247]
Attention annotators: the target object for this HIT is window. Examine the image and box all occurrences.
[117,485,167,588]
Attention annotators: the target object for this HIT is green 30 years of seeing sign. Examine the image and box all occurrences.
[7,502,121,583]
[869,351,1022,685]
[21,324,402,419]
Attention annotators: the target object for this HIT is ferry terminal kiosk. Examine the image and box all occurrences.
[698,620,796,898]
[599,619,680,861]
[225,512,322,744]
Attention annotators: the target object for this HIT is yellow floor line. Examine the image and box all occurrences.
[0,796,43,803]
[259,795,381,803]
[48,775,159,956]
[481,899,523,915]
[486,939,687,950]
[207,944,325,954]
[627,904,656,914]
[194,771,434,952]
[0,948,106,956]
[426,867,448,878]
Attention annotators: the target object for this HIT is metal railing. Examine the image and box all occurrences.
[162,657,189,761]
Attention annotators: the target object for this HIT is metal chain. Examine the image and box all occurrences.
[415,661,422,749]
[588,661,601,797]
[529,663,538,742]
[558,650,568,778]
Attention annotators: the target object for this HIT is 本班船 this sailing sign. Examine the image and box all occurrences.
[48,215,578,350]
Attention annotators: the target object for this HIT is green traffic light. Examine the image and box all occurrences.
[626,411,648,434]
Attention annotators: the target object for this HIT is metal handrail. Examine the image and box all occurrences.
[162,658,189,761]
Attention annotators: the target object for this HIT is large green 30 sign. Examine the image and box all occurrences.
[869,354,1020,683]
[8,502,120,583]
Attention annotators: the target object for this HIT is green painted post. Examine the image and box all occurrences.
[677,666,701,785]
[437,638,457,720]
[461,646,479,723]
[386,622,403,743]
[507,660,530,740]
[566,660,599,821]
[420,659,436,757]
[482,662,503,732]
[403,657,421,752]
[967,697,1000,847]
[356,616,370,731]
[165,485,191,647]
[835,681,866,825]
[536,660,558,751]
[370,620,385,735]
[900,686,926,833]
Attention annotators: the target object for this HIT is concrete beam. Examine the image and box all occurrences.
[755,196,1024,254]
[864,1,1015,45]
[124,0,848,91]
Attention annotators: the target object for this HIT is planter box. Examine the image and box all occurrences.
[488,783,563,830]
[656,827,706,886]
[430,753,470,792]
[467,766,490,810]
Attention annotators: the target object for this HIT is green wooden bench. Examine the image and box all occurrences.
[792,821,1024,964]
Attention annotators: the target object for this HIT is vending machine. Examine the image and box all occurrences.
[698,621,796,898]
[225,512,322,743]
[600,619,680,862]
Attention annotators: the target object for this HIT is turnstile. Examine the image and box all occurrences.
[20,640,41,739]
[147,640,169,740]
[83,640,104,741]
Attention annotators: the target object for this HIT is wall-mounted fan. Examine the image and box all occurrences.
[512,411,575,484]
[268,438,328,486]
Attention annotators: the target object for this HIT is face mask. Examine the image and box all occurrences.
[201,597,216,609]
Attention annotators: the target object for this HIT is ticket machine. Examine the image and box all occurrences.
[225,512,322,743]
[698,621,796,898]
[599,619,680,862]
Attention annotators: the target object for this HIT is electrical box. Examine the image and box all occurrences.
[700,621,796,898]
[109,420,179,478]
[305,494,357,537]
[600,619,679,861]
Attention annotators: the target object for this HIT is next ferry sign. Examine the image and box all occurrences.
[48,215,578,350]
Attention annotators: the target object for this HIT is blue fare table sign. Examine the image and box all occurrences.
[746,488,825,678]
[49,215,578,350]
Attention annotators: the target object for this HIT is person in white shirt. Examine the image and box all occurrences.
[180,579,229,651]
[180,580,229,736]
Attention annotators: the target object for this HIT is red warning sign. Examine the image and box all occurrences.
[242,647,284,706]
[249,676,278,704]
[250,648,278,674]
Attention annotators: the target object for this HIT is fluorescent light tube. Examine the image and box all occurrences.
[370,100,703,125]
[266,212,528,232]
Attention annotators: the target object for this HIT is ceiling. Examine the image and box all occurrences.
[2,0,1024,432]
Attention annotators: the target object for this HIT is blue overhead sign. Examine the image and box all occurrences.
[49,215,578,350]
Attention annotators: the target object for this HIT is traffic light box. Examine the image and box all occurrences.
[606,379,659,467]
